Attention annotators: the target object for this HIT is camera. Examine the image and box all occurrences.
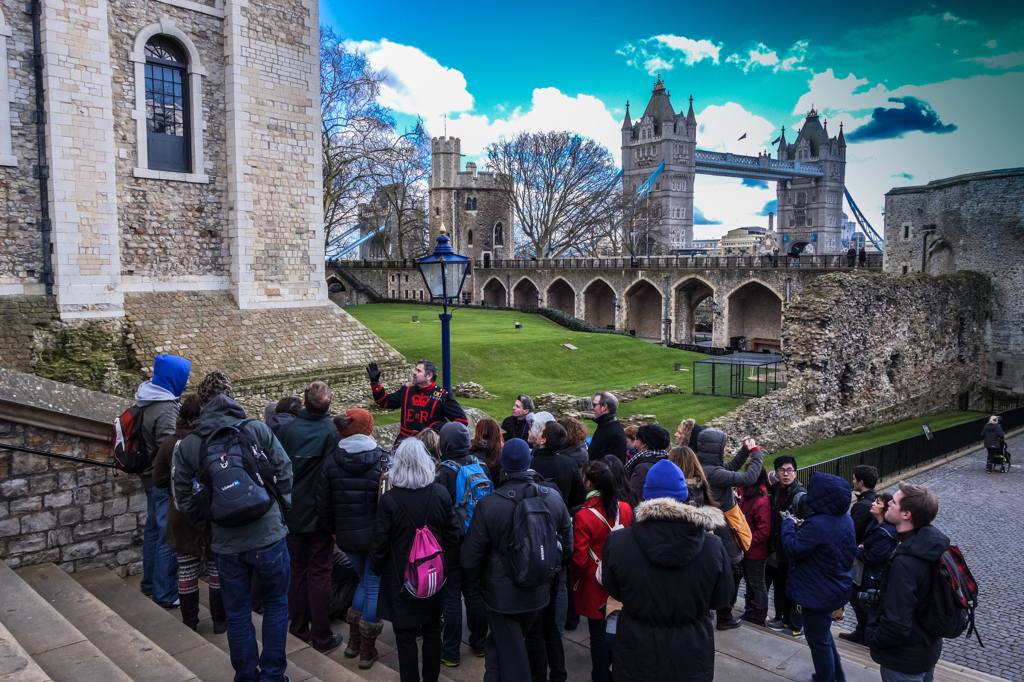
[855,589,880,608]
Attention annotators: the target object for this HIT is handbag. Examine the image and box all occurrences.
[723,503,752,552]
[851,557,865,586]
[586,505,623,586]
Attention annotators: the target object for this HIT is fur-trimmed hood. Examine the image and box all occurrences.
[631,497,726,568]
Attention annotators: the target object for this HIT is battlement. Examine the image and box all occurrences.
[432,136,461,154]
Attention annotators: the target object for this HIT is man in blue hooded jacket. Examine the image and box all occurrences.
[781,472,856,682]
[135,353,191,608]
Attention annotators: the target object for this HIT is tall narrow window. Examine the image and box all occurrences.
[145,37,189,172]
[494,223,504,246]
[0,11,15,167]
[467,229,473,245]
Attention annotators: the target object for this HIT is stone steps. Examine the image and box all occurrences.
[0,617,52,682]
[0,561,132,682]
[16,563,199,682]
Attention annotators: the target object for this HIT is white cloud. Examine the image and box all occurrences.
[984,39,997,48]
[695,102,776,155]
[651,35,723,65]
[942,11,976,26]
[346,39,474,119]
[726,40,809,73]
[425,88,622,161]
[968,51,1024,69]
[793,69,892,115]
[691,176,777,240]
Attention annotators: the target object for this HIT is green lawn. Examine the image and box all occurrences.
[776,411,985,469]
[345,303,745,433]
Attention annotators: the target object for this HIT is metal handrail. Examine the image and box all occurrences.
[0,442,118,468]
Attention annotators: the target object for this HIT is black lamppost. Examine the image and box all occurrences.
[416,224,470,392]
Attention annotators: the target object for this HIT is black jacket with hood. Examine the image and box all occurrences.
[435,422,477,567]
[850,488,878,545]
[530,446,586,511]
[602,497,732,682]
[866,525,950,675]
[172,395,293,555]
[686,475,743,567]
[315,433,384,554]
[277,408,337,534]
[695,430,763,512]
[461,470,573,614]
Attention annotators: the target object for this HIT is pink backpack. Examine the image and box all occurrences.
[396,488,446,599]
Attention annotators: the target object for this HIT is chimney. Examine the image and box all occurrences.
[769,212,774,232]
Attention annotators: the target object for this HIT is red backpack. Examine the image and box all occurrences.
[112,405,148,473]
[921,545,982,646]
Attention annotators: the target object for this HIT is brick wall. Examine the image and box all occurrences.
[0,422,144,575]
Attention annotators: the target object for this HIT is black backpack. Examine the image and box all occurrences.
[919,545,982,646]
[197,419,280,528]
[498,482,562,588]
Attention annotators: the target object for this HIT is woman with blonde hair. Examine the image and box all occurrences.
[982,415,1005,473]
[416,428,441,464]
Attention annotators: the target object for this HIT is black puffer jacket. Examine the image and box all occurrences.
[982,422,1005,449]
[695,430,763,511]
[315,434,384,554]
[866,525,950,675]
[686,476,742,567]
[462,471,573,614]
[602,497,732,682]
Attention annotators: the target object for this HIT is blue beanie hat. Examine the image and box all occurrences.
[500,438,532,473]
[643,459,689,503]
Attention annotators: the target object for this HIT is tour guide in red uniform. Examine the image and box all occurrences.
[367,359,468,449]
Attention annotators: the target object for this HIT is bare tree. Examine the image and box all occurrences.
[361,131,431,260]
[320,27,424,258]
[619,195,668,257]
[486,132,620,258]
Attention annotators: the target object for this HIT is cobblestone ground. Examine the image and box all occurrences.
[747,437,1022,680]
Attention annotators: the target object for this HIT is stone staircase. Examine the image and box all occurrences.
[0,558,1004,682]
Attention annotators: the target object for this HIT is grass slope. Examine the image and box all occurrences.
[776,411,984,469]
[345,303,744,432]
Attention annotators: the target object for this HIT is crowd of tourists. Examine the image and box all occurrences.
[129,353,969,682]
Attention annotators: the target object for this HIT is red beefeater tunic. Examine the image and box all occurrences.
[371,381,468,441]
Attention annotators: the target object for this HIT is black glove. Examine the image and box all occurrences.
[367,362,381,384]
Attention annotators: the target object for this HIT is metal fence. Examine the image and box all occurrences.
[327,255,885,271]
[798,405,1024,487]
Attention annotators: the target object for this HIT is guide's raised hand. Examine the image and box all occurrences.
[367,362,381,384]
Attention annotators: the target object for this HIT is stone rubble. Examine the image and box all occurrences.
[452,382,499,400]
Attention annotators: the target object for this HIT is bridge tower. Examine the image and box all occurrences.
[621,76,696,252]
[775,108,847,255]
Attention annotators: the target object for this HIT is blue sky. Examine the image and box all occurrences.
[322,0,1024,239]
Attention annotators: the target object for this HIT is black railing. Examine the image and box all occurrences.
[0,442,118,468]
[798,405,1024,487]
[474,254,883,270]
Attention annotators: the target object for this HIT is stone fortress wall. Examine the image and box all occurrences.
[883,168,1024,395]
[708,271,992,452]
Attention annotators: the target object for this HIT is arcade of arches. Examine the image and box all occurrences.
[513,277,540,308]
[546,279,576,315]
[675,278,715,343]
[584,279,616,330]
[625,280,664,341]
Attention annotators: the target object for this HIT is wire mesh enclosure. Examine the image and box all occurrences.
[692,352,787,398]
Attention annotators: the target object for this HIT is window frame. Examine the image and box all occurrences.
[144,38,190,173]
[0,11,15,167]
[130,20,209,183]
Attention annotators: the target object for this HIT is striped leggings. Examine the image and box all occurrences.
[177,553,219,594]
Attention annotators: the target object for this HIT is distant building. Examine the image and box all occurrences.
[719,226,767,255]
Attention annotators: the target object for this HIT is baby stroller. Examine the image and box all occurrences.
[989,442,1012,473]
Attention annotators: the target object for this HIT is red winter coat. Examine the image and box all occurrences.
[572,496,633,619]
[738,487,771,560]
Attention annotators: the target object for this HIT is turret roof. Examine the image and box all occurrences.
[641,74,676,133]
[621,101,632,131]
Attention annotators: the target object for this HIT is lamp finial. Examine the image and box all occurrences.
[439,222,447,235]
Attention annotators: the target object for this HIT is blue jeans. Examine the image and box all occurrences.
[441,565,487,663]
[802,607,845,682]
[346,551,381,623]
[879,667,934,682]
[141,486,178,607]
[217,538,291,682]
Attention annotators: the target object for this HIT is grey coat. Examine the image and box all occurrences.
[694,430,763,512]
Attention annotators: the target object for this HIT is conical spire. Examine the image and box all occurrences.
[777,126,787,153]
[838,122,846,148]
[621,101,632,131]
[686,94,696,127]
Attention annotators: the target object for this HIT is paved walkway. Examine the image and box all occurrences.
[830,433,1023,680]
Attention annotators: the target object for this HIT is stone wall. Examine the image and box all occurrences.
[707,271,991,453]
[884,168,1024,394]
[0,423,144,576]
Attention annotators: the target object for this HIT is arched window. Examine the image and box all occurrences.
[145,37,189,172]
[0,10,15,167]
[467,229,473,245]
[494,223,504,246]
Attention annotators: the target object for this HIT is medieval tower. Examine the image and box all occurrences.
[775,108,848,255]
[620,76,697,251]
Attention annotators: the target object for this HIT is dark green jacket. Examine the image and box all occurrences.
[277,408,337,534]
[172,395,293,554]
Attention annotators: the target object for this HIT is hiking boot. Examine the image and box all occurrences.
[315,633,344,654]
[838,631,861,643]
[716,617,741,631]
[358,620,384,670]
[343,609,361,658]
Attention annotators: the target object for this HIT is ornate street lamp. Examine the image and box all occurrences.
[416,224,471,392]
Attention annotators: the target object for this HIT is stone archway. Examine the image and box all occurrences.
[674,277,714,343]
[546,278,576,316]
[726,281,783,350]
[625,279,663,341]
[512,277,540,309]
[482,277,507,307]
[583,279,616,330]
